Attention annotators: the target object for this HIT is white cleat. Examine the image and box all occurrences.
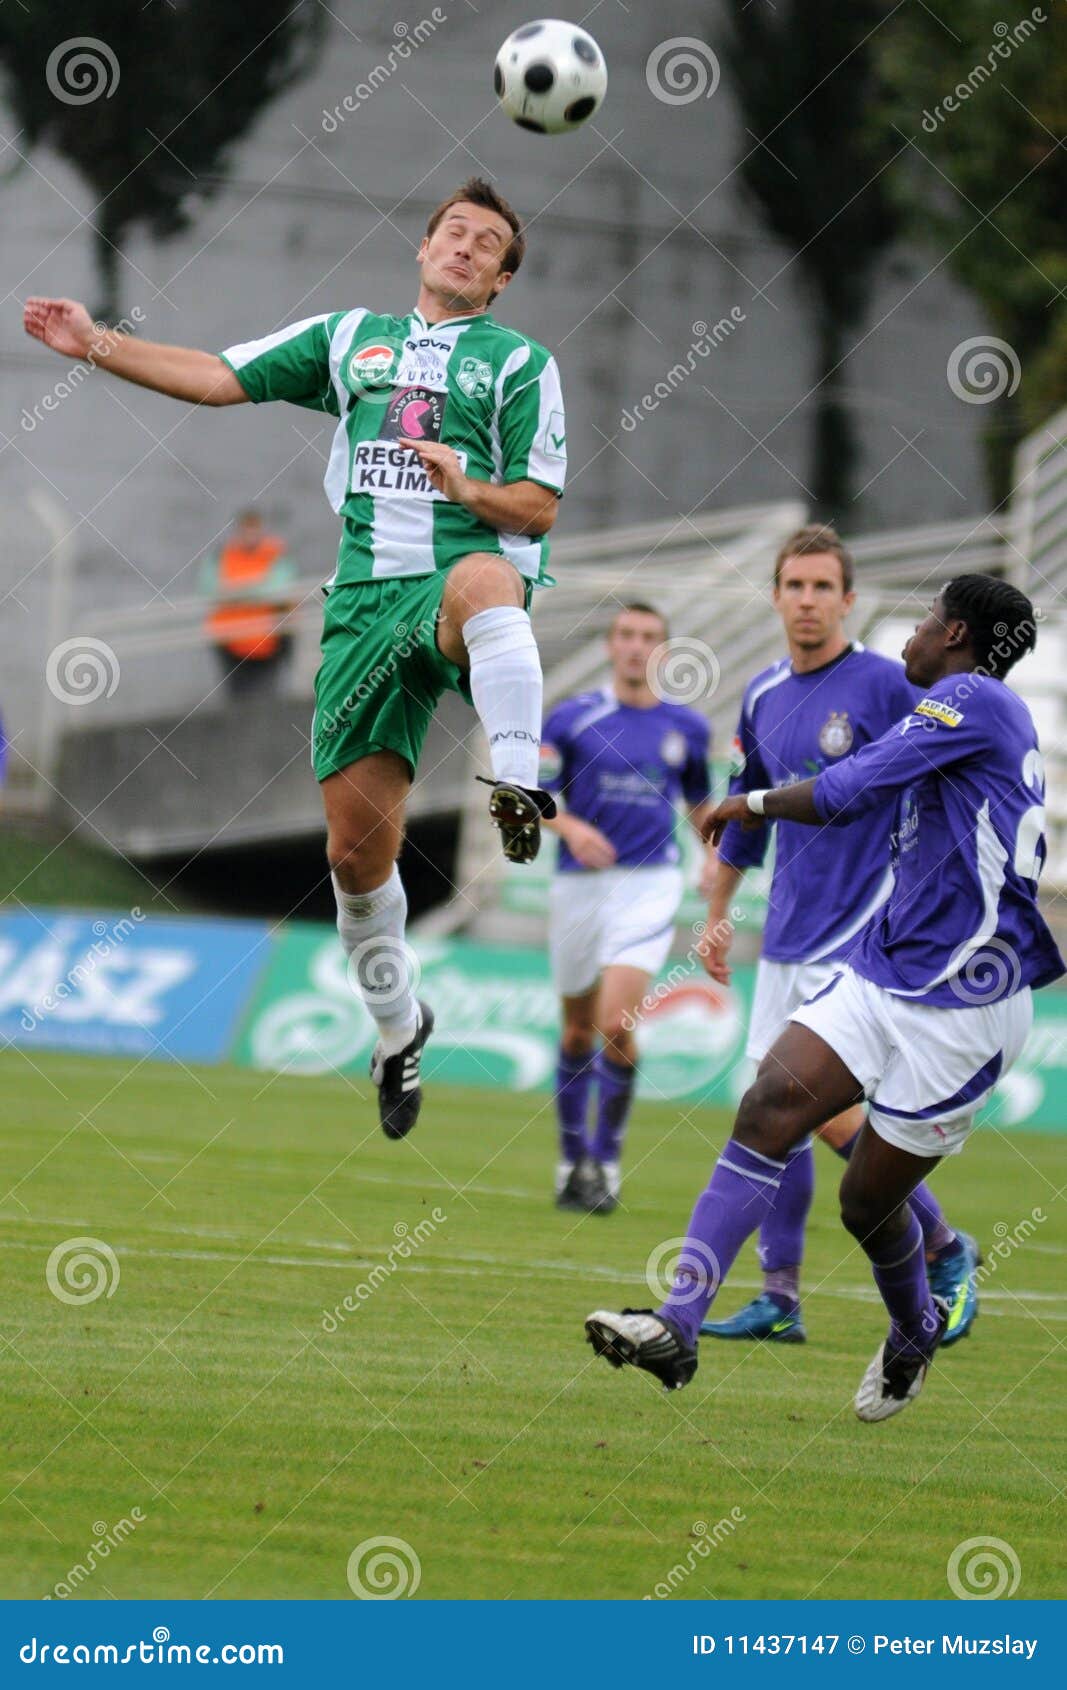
[854,1339,930,1422]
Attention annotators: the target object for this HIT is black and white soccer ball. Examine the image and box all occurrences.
[494,19,607,135]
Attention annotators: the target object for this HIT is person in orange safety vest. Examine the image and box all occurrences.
[201,509,297,694]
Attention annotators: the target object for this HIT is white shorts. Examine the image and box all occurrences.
[549,866,684,997]
[747,957,846,1062]
[791,964,1033,1158]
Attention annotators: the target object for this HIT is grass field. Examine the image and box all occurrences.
[1,1048,1064,1602]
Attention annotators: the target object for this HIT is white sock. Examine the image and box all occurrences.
[332,867,418,1055]
[462,605,543,788]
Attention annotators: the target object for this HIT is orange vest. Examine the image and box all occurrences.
[207,537,288,659]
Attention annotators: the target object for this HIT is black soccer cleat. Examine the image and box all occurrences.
[369,1001,435,1141]
[585,1307,698,1391]
[854,1299,948,1422]
[477,777,557,865]
[556,1155,616,1215]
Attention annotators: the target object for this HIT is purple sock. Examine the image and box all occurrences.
[866,1209,939,1353]
[590,1052,635,1164]
[834,1128,956,1256]
[555,1047,594,1164]
[657,1142,785,1346]
[757,1139,813,1304]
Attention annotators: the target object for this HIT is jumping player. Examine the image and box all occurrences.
[25,179,565,1141]
[541,604,714,1214]
[700,526,979,1345]
[585,576,1061,1420]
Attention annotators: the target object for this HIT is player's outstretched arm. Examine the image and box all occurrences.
[23,297,247,407]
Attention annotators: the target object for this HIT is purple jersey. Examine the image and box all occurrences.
[814,673,1064,1005]
[720,645,918,963]
[541,688,712,872]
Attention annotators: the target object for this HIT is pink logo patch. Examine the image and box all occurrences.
[399,397,433,438]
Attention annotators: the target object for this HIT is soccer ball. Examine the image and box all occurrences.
[494,19,607,135]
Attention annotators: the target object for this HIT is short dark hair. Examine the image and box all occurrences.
[774,524,854,594]
[940,575,1038,678]
[425,177,525,275]
[611,601,668,637]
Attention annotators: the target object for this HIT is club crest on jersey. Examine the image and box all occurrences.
[539,742,563,784]
[729,734,746,777]
[914,697,964,728]
[347,342,397,391]
[659,730,687,768]
[455,356,493,399]
[818,711,854,757]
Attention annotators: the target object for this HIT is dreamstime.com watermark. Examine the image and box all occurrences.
[46,37,120,106]
[920,9,1046,132]
[621,312,746,432]
[46,1237,120,1306]
[622,910,744,1033]
[43,1510,146,1599]
[321,1209,447,1331]
[20,910,145,1031]
[21,308,146,432]
[322,11,447,131]
[947,1535,1021,1599]
[976,1206,1046,1283]
[19,1631,284,1666]
[347,1536,422,1598]
[646,38,720,105]
[947,336,1021,404]
[643,1510,747,1598]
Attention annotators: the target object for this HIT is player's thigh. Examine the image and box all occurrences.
[739,1021,867,1145]
[321,750,411,881]
[595,965,652,1040]
[437,552,527,663]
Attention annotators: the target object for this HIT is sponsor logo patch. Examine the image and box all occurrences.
[538,742,563,784]
[729,734,746,777]
[347,342,397,390]
[540,409,566,460]
[379,385,445,443]
[818,710,854,757]
[914,697,963,728]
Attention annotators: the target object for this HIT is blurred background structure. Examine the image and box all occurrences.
[2,0,1066,935]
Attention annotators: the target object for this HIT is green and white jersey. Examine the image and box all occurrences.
[219,307,566,586]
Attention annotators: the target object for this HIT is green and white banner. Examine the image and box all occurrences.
[233,927,1067,1131]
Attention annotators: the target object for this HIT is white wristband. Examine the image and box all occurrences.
[746,789,769,816]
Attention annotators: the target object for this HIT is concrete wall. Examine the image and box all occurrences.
[0,0,990,791]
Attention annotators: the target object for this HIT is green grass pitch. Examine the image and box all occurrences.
[1,1049,1064,1601]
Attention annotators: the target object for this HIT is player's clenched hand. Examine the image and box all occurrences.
[697,914,733,985]
[397,437,469,503]
[24,297,96,360]
[561,818,617,869]
[699,794,757,847]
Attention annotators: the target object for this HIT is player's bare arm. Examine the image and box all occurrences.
[24,295,246,407]
[698,854,745,983]
[397,436,558,536]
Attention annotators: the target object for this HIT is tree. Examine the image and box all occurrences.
[717,1,902,516]
[0,0,326,321]
[873,0,1067,505]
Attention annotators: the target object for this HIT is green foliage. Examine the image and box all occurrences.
[0,0,326,319]
[873,0,1067,502]
[718,2,902,515]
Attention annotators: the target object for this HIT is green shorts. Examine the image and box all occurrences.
[311,572,533,782]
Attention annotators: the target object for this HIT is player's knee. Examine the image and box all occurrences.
[561,1023,596,1059]
[447,552,524,619]
[598,1010,636,1057]
[326,826,397,892]
[839,1178,877,1242]
[732,1069,804,1161]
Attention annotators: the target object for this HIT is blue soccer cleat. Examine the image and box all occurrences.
[927,1231,981,1347]
[700,1292,807,1344]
